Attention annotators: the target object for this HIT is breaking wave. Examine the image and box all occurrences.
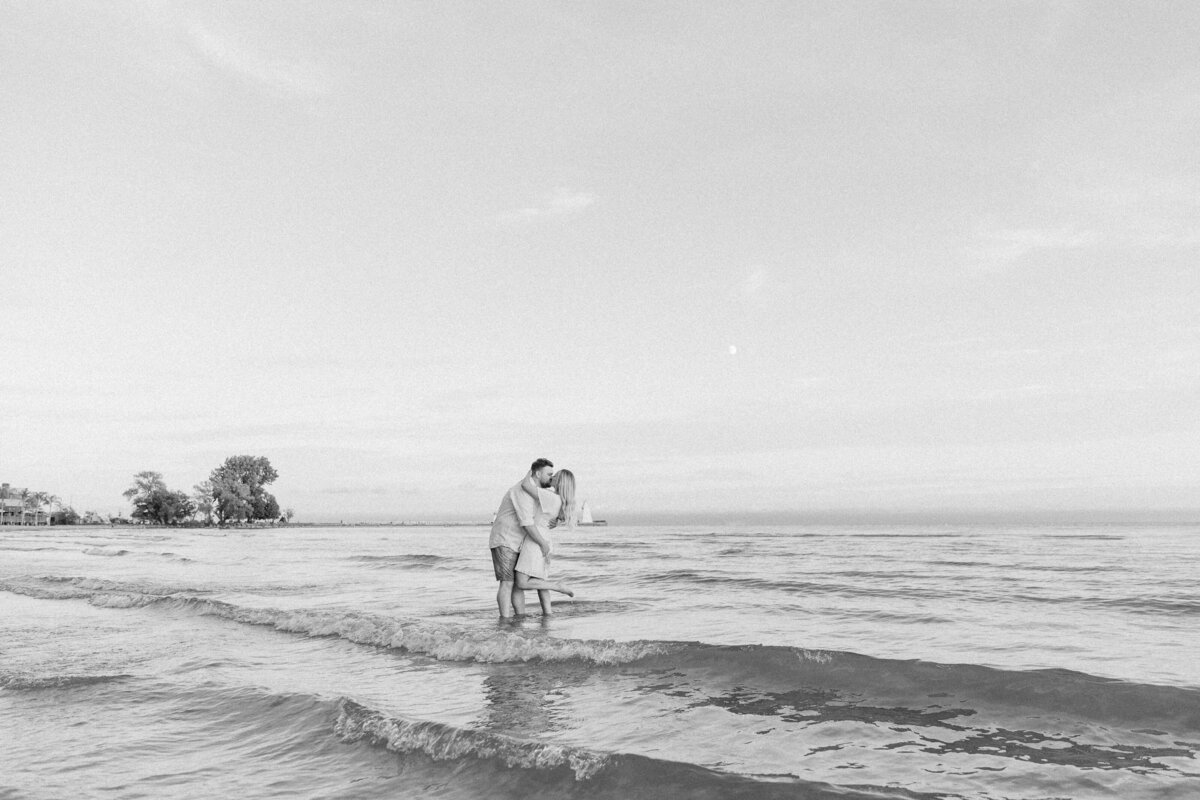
[0,672,131,692]
[4,574,1200,735]
[0,576,670,665]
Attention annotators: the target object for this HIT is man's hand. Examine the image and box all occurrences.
[540,542,552,558]
[548,518,559,529]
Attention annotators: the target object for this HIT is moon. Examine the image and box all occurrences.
[728,345,738,355]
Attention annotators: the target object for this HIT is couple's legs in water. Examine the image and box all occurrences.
[513,572,573,615]
[497,578,572,617]
[494,543,572,617]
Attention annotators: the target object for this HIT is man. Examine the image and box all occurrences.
[489,458,555,618]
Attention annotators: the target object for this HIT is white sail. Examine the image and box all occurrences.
[579,500,594,525]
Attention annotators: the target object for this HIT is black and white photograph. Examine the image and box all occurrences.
[3,3,1199,798]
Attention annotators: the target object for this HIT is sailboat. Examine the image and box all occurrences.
[577,499,607,526]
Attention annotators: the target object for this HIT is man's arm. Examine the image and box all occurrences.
[509,484,552,557]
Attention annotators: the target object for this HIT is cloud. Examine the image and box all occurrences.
[1056,178,1200,249]
[966,226,1101,269]
[498,188,597,224]
[188,23,330,97]
[967,202,1200,270]
[315,485,418,496]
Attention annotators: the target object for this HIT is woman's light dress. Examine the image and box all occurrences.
[514,488,561,580]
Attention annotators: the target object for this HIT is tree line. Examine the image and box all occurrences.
[122,455,293,526]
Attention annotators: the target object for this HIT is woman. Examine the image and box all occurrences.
[514,468,576,614]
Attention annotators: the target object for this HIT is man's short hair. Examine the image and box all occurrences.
[530,458,554,473]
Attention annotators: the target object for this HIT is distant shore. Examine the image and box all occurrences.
[4,521,491,530]
[292,522,489,528]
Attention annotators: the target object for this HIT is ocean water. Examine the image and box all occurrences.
[2,522,1198,799]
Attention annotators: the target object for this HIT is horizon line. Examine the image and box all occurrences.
[299,507,1200,526]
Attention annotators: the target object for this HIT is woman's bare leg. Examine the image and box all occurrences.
[514,572,574,597]
[538,589,553,615]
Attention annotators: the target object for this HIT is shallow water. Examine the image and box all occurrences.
[2,522,1199,798]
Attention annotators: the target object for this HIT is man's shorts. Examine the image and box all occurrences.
[491,546,519,582]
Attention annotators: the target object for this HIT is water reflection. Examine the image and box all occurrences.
[475,617,592,737]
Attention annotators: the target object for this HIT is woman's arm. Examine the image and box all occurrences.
[519,472,540,500]
[522,476,560,527]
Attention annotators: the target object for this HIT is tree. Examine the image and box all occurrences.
[124,471,167,506]
[19,488,30,525]
[255,492,280,521]
[31,491,50,525]
[209,455,280,525]
[27,491,59,526]
[123,471,194,525]
[283,508,295,524]
[130,489,194,525]
[191,480,215,525]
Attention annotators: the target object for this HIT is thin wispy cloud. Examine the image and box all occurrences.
[316,485,410,496]
[1053,173,1200,249]
[498,188,597,224]
[188,23,330,97]
[966,202,1200,270]
[966,226,1101,269]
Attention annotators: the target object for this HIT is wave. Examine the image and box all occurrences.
[631,570,1200,616]
[4,575,1200,734]
[83,547,131,557]
[347,554,457,569]
[1012,563,1125,573]
[0,576,669,665]
[1098,597,1200,616]
[335,697,609,780]
[836,532,965,538]
[333,697,925,798]
[1,575,216,602]
[632,644,1200,734]
[630,570,948,602]
[19,677,931,800]
[1013,593,1200,617]
[169,599,667,664]
[434,599,646,621]
[1046,534,1126,540]
[0,672,130,692]
[571,540,656,550]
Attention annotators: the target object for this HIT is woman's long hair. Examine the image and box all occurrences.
[551,469,576,529]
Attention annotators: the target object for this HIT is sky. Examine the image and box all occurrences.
[3,1,1199,522]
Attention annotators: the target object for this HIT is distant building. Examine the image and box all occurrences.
[0,483,57,525]
[0,483,30,525]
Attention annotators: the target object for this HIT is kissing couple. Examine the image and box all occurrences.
[488,458,576,618]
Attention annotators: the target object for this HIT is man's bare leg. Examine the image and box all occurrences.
[511,584,527,615]
[498,580,520,618]
[514,572,574,598]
